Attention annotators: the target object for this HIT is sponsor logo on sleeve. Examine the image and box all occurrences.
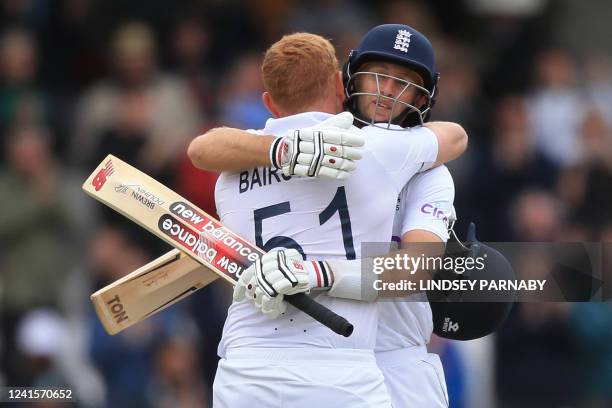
[421,202,450,227]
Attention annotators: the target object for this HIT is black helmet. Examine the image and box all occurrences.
[427,223,516,340]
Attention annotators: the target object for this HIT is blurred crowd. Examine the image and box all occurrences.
[1,0,612,407]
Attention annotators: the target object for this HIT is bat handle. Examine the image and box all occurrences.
[286,293,354,337]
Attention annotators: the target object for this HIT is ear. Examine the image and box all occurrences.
[416,94,428,110]
[262,92,281,118]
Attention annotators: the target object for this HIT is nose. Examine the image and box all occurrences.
[378,77,396,97]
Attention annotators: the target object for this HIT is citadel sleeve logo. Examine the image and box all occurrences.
[421,202,450,226]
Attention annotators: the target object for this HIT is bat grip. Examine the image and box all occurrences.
[286,293,354,337]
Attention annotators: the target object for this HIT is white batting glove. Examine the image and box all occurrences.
[233,249,334,319]
[233,267,287,318]
[269,112,364,180]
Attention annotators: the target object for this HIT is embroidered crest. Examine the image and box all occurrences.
[393,29,412,53]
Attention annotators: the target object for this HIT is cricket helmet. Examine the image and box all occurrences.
[343,24,439,128]
[427,223,516,341]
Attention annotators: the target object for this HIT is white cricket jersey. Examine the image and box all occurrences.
[215,112,438,356]
[376,165,455,351]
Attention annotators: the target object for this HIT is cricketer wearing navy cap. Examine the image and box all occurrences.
[189,27,469,408]
[344,23,439,129]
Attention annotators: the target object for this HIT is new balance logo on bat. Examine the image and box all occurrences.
[169,202,261,263]
[158,214,218,262]
[91,160,114,191]
[170,202,207,227]
[157,214,250,278]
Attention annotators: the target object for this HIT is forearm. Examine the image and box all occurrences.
[327,230,445,300]
[378,230,445,297]
[188,127,276,171]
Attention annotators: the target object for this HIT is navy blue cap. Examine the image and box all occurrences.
[348,24,437,92]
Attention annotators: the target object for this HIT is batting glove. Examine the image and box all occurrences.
[233,249,334,318]
[269,112,364,180]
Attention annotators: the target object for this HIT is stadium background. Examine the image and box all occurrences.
[1,0,612,406]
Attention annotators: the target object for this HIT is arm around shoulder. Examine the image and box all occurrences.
[187,127,275,172]
[425,121,468,167]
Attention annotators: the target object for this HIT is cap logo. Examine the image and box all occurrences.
[393,29,412,53]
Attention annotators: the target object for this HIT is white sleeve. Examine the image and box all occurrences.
[400,165,455,242]
[363,125,438,190]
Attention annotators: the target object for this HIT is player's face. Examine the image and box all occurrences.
[354,61,426,123]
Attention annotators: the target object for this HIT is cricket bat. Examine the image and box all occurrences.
[83,154,353,337]
[91,249,216,334]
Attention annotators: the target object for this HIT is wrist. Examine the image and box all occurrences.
[307,260,334,290]
[269,137,285,169]
[326,258,378,301]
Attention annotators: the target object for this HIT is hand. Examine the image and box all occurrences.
[234,264,287,318]
[270,112,364,180]
[233,249,333,318]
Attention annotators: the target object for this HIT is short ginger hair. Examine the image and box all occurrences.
[262,33,339,113]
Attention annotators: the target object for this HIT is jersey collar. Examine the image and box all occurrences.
[262,112,334,135]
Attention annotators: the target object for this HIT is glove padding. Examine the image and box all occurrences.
[233,249,333,319]
[270,112,364,180]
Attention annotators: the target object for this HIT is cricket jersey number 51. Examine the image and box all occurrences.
[254,186,356,259]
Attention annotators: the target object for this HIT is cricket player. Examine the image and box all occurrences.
[190,31,465,406]
[191,25,456,407]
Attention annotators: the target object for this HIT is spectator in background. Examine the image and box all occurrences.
[496,190,583,407]
[510,189,564,242]
[218,53,270,129]
[381,0,440,36]
[185,282,232,393]
[567,284,612,407]
[170,14,216,120]
[39,0,103,93]
[147,337,208,407]
[287,0,371,59]
[288,0,370,40]
[87,225,183,407]
[429,40,488,236]
[557,108,612,235]
[0,27,52,153]
[431,40,487,141]
[530,48,585,166]
[471,95,558,239]
[168,14,222,218]
[585,53,612,127]
[563,226,612,406]
[0,125,75,381]
[173,155,219,220]
[15,309,69,388]
[73,21,201,181]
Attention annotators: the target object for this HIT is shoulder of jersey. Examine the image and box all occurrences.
[413,164,453,183]
[361,124,409,134]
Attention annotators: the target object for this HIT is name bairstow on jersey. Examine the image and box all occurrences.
[238,167,291,193]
